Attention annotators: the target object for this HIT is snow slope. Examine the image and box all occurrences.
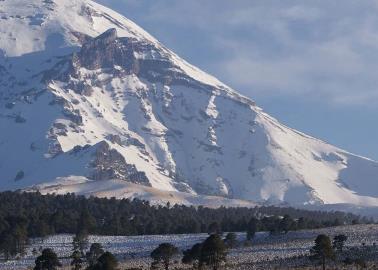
[1,0,378,208]
[25,176,257,208]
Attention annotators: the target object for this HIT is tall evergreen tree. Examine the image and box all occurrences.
[73,231,89,255]
[0,223,28,260]
[310,234,335,270]
[182,243,202,269]
[86,243,105,268]
[200,234,227,270]
[246,217,258,241]
[224,232,238,249]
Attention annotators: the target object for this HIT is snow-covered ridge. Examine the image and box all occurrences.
[1,0,378,210]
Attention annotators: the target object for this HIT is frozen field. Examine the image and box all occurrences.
[1,224,377,269]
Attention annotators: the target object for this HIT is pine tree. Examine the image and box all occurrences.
[73,230,89,255]
[34,248,62,270]
[310,234,335,270]
[246,217,258,241]
[86,243,104,268]
[200,234,227,270]
[182,243,202,269]
[70,250,83,270]
[0,224,28,260]
[151,243,179,270]
[224,232,238,249]
[89,251,118,270]
[208,222,221,235]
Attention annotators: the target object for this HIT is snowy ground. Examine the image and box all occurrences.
[0,224,377,269]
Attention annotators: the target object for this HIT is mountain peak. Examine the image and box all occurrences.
[1,0,378,210]
[0,0,156,57]
[93,28,117,43]
[0,0,229,91]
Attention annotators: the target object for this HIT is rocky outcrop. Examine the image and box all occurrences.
[64,29,211,92]
[90,141,150,186]
[73,28,135,71]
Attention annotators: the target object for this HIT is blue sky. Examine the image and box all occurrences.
[96,0,378,160]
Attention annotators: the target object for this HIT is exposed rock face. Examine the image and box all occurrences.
[66,28,206,91]
[90,141,150,186]
[73,29,135,72]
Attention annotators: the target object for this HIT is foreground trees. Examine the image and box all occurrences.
[182,243,202,269]
[34,248,62,270]
[73,231,89,256]
[310,234,335,270]
[32,245,115,270]
[151,243,179,270]
[200,234,227,270]
[182,234,228,270]
[86,243,105,268]
[70,250,84,270]
[14,228,376,270]
[88,252,118,270]
[224,232,237,249]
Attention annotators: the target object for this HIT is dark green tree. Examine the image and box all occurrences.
[200,234,227,270]
[151,243,179,270]
[246,217,258,241]
[73,230,89,255]
[0,191,360,245]
[89,251,118,270]
[310,234,335,270]
[77,209,96,233]
[71,250,84,270]
[86,243,105,268]
[34,248,62,270]
[182,243,202,269]
[0,223,28,260]
[208,222,221,235]
[224,232,238,249]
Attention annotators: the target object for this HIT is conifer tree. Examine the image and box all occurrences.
[200,234,227,270]
[34,248,62,270]
[151,243,179,270]
[310,234,335,270]
[86,243,105,268]
[71,250,83,270]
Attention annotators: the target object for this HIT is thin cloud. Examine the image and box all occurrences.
[96,0,378,106]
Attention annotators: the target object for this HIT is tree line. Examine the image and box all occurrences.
[0,191,368,261]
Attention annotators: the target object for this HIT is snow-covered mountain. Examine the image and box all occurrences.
[1,0,378,208]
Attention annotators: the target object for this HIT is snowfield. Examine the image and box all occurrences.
[1,0,378,211]
[25,178,258,208]
[0,224,377,269]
